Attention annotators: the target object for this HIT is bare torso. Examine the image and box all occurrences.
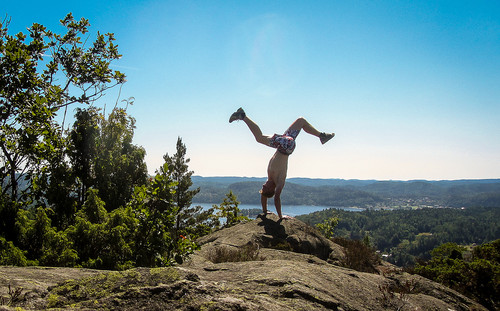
[267,151,289,189]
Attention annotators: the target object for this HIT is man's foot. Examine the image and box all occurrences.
[279,215,293,220]
[229,108,246,123]
[320,132,335,144]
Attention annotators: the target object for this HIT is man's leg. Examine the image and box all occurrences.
[229,108,272,146]
[287,117,335,144]
[287,117,321,136]
[243,116,272,146]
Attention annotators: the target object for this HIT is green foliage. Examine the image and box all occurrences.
[164,137,199,212]
[16,207,78,267]
[213,191,249,228]
[35,151,78,230]
[131,163,177,266]
[65,189,137,269]
[0,236,28,266]
[1,132,207,270]
[315,217,338,239]
[26,105,147,231]
[414,240,500,310]
[64,177,202,270]
[79,188,108,223]
[0,13,138,246]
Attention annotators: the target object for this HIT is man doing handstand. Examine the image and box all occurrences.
[229,108,335,220]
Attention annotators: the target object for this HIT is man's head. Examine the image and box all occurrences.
[259,180,276,198]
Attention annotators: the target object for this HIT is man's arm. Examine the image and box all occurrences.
[261,194,268,214]
[274,184,284,219]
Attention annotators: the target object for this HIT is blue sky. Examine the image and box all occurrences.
[3,1,500,180]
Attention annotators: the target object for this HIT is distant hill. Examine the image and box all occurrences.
[192,176,378,187]
[192,176,500,189]
[191,176,500,208]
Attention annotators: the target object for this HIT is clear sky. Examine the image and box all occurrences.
[3,1,500,180]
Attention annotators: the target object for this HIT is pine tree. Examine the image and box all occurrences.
[215,191,249,228]
[163,137,201,237]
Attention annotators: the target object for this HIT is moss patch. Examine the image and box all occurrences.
[47,267,180,308]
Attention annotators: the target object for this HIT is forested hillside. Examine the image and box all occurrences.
[297,206,500,267]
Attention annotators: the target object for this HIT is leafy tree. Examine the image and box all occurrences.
[79,188,108,224]
[473,239,500,262]
[103,205,138,270]
[0,13,125,240]
[0,13,124,202]
[68,106,147,212]
[94,107,148,211]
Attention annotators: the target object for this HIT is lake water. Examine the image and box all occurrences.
[196,203,363,217]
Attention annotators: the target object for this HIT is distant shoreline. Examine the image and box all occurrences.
[196,203,363,217]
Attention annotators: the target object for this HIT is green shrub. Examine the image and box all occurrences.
[66,192,139,270]
[16,207,78,267]
[333,237,381,273]
[0,237,28,266]
[316,217,338,239]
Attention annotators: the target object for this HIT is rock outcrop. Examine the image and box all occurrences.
[0,214,488,310]
[196,213,345,264]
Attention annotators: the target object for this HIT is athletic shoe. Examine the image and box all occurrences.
[229,108,246,123]
[320,132,335,144]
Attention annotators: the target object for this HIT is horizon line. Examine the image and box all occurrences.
[191,175,500,182]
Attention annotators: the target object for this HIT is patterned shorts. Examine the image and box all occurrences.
[270,129,300,155]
